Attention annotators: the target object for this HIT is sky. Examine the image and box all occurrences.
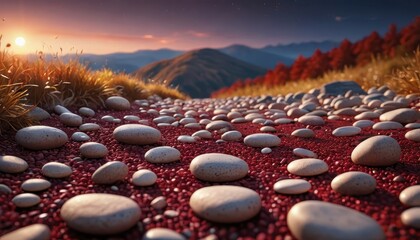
[1,0,419,54]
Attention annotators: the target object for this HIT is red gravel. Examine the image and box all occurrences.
[0,105,419,240]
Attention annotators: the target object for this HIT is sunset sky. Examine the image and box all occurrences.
[1,0,419,54]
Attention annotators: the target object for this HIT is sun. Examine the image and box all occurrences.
[15,37,26,47]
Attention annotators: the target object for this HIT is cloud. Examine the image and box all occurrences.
[143,34,154,39]
[188,31,209,38]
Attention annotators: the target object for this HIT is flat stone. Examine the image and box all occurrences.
[244,133,281,147]
[21,179,51,192]
[321,81,366,96]
[287,158,328,176]
[401,208,420,229]
[291,128,315,138]
[101,115,115,122]
[298,115,325,126]
[15,126,68,150]
[132,169,157,186]
[190,185,261,223]
[79,123,100,132]
[273,179,311,194]
[372,121,403,130]
[79,107,95,117]
[27,107,51,121]
[113,124,161,145]
[190,153,249,182]
[0,224,50,240]
[0,184,12,194]
[260,126,276,132]
[0,155,28,173]
[221,130,242,141]
[205,120,233,131]
[261,147,272,154]
[92,161,128,184]
[42,162,72,178]
[180,117,197,125]
[71,132,90,142]
[332,126,362,137]
[334,108,357,116]
[399,185,420,207]
[184,123,201,129]
[145,146,181,164]
[405,123,420,129]
[60,113,83,127]
[142,228,186,240]
[274,118,293,124]
[351,135,400,166]
[123,115,140,122]
[12,193,41,207]
[105,96,131,111]
[192,130,212,139]
[61,193,141,235]
[331,171,376,195]
[54,105,71,115]
[177,135,196,143]
[354,111,380,120]
[287,200,385,240]
[293,148,317,158]
[151,196,167,210]
[353,120,374,128]
[153,116,176,124]
[405,129,420,142]
[379,108,419,124]
[80,142,108,158]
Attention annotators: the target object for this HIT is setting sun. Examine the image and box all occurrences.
[15,37,26,47]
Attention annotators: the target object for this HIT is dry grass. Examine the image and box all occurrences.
[214,49,420,98]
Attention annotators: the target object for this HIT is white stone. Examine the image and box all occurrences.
[291,128,315,138]
[79,123,100,132]
[177,135,196,143]
[21,179,51,192]
[293,148,317,158]
[54,105,71,115]
[298,115,325,126]
[273,179,311,194]
[151,196,167,210]
[15,126,68,150]
[0,155,28,173]
[123,115,140,122]
[287,158,328,176]
[405,122,420,129]
[405,129,420,142]
[0,224,50,240]
[113,124,161,145]
[274,118,293,124]
[92,161,128,184]
[79,107,95,117]
[12,193,41,207]
[80,142,108,158]
[260,126,276,132]
[61,193,141,235]
[287,200,385,240]
[372,121,403,130]
[105,96,131,111]
[244,133,281,147]
[353,120,375,128]
[60,113,83,127]
[142,228,186,240]
[145,146,181,164]
[71,132,90,142]
[132,169,157,186]
[331,171,376,195]
[261,147,272,154]
[379,108,419,124]
[192,130,212,139]
[332,126,362,137]
[354,111,380,120]
[189,186,261,223]
[399,185,420,207]
[190,153,248,182]
[351,135,400,166]
[42,162,72,178]
[101,115,115,122]
[0,184,12,194]
[153,116,176,124]
[205,120,233,131]
[221,130,242,141]
[401,207,420,229]
[27,107,51,121]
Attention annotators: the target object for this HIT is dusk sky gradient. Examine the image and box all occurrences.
[1,0,419,54]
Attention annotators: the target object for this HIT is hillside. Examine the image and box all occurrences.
[261,40,339,58]
[135,48,266,98]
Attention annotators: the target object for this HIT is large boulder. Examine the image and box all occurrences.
[321,81,366,96]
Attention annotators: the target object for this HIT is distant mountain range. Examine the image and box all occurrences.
[134,48,266,98]
[261,40,339,59]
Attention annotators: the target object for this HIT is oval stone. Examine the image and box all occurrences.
[71,132,90,142]
[177,135,196,143]
[12,193,41,207]
[190,185,261,223]
[0,155,28,173]
[21,179,51,192]
[42,162,72,178]
[205,120,233,131]
[379,108,419,124]
[142,228,186,240]
[80,142,108,158]
[192,130,212,139]
[293,148,317,158]
[153,116,176,124]
[79,123,100,132]
[291,128,315,138]
[190,153,249,182]
[132,169,157,186]
[287,158,328,176]
[331,171,376,195]
[298,115,325,126]
[332,126,362,137]
[401,207,420,229]
[15,126,68,150]
[353,120,374,128]
[61,193,141,235]
[59,113,83,127]
[274,179,311,194]
[0,184,12,194]
[221,130,242,141]
[105,96,131,111]
[399,185,420,207]
[145,146,181,163]
[27,107,51,121]
[113,124,161,145]
[79,107,95,117]
[287,200,385,240]
[92,161,128,184]
[244,133,281,147]
[405,129,420,142]
[351,135,401,166]
[0,224,50,240]
[372,121,403,130]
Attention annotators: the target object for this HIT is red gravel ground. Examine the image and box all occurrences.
[0,104,419,239]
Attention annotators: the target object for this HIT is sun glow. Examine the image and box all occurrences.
[15,37,26,47]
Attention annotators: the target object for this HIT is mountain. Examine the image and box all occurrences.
[219,44,294,68]
[261,40,339,59]
[134,48,266,98]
